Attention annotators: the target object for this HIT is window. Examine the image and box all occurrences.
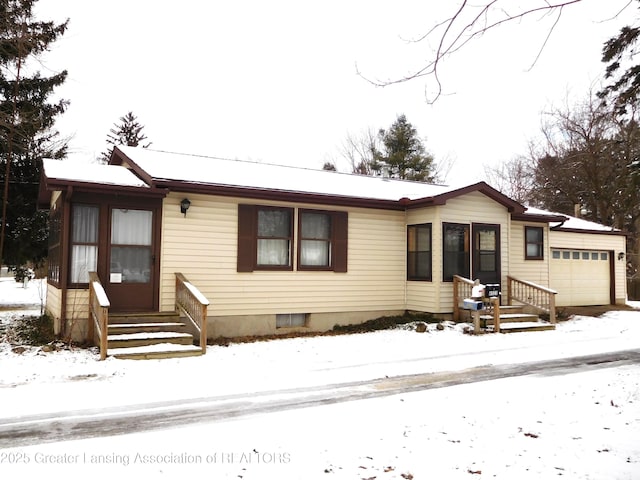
[443,223,470,281]
[257,207,292,267]
[552,250,561,259]
[47,200,62,286]
[299,211,331,269]
[601,252,608,260]
[276,313,307,328]
[70,204,99,283]
[237,205,348,273]
[407,224,432,281]
[525,226,544,260]
[110,209,152,283]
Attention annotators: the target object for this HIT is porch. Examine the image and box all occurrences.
[88,272,209,360]
[453,275,558,334]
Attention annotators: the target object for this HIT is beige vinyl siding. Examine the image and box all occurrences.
[436,192,510,313]
[45,283,63,334]
[509,221,551,286]
[405,207,439,312]
[159,193,407,317]
[549,230,626,304]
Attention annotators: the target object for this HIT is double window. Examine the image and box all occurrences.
[237,205,348,272]
[407,224,432,281]
[525,226,544,260]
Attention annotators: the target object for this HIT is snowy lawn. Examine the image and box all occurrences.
[1,276,639,479]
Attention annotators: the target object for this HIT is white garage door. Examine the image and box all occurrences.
[550,249,611,306]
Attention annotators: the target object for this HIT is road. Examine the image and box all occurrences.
[1,348,639,448]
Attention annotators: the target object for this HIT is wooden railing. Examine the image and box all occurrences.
[175,273,209,354]
[88,272,110,361]
[506,276,557,324]
[452,275,475,322]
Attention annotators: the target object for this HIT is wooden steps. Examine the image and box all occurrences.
[478,304,556,333]
[106,313,204,360]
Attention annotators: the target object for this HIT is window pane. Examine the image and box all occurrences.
[479,230,495,250]
[111,246,151,283]
[71,245,97,283]
[601,252,608,260]
[563,251,571,259]
[591,252,599,260]
[112,209,152,245]
[526,227,542,242]
[258,209,291,237]
[257,239,290,265]
[301,213,330,239]
[527,244,542,258]
[408,251,432,278]
[416,226,431,250]
[72,205,98,243]
[582,252,590,260]
[300,239,330,266]
[276,313,306,328]
[572,251,580,259]
[479,253,496,271]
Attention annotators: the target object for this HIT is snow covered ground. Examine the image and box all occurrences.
[1,276,639,479]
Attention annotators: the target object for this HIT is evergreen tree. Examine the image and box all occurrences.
[0,0,69,267]
[371,114,435,182]
[599,0,640,115]
[98,111,151,163]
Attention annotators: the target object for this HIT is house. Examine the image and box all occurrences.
[37,146,627,351]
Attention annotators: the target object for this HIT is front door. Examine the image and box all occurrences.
[105,207,156,312]
[472,224,500,286]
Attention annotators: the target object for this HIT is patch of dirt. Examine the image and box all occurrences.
[557,304,637,321]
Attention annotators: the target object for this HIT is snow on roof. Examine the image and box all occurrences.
[116,146,458,202]
[43,158,149,188]
[525,206,618,232]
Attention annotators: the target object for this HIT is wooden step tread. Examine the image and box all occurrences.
[479,313,539,320]
[492,322,556,333]
[107,331,192,341]
[108,343,204,360]
[108,322,186,330]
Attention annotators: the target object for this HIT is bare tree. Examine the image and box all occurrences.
[528,91,639,240]
[359,1,585,102]
[484,155,534,204]
[340,128,379,175]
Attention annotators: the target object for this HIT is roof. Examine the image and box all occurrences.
[42,159,149,188]
[524,206,623,235]
[38,146,619,234]
[111,146,525,211]
[37,158,162,208]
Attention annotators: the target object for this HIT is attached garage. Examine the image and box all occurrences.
[550,249,612,306]
[547,213,627,307]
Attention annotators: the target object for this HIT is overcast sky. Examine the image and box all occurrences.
[34,0,632,187]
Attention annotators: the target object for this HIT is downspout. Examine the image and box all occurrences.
[400,198,410,312]
[403,207,408,311]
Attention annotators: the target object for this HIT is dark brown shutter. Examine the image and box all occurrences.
[332,211,348,273]
[237,204,256,272]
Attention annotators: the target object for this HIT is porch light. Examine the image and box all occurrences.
[180,198,191,216]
